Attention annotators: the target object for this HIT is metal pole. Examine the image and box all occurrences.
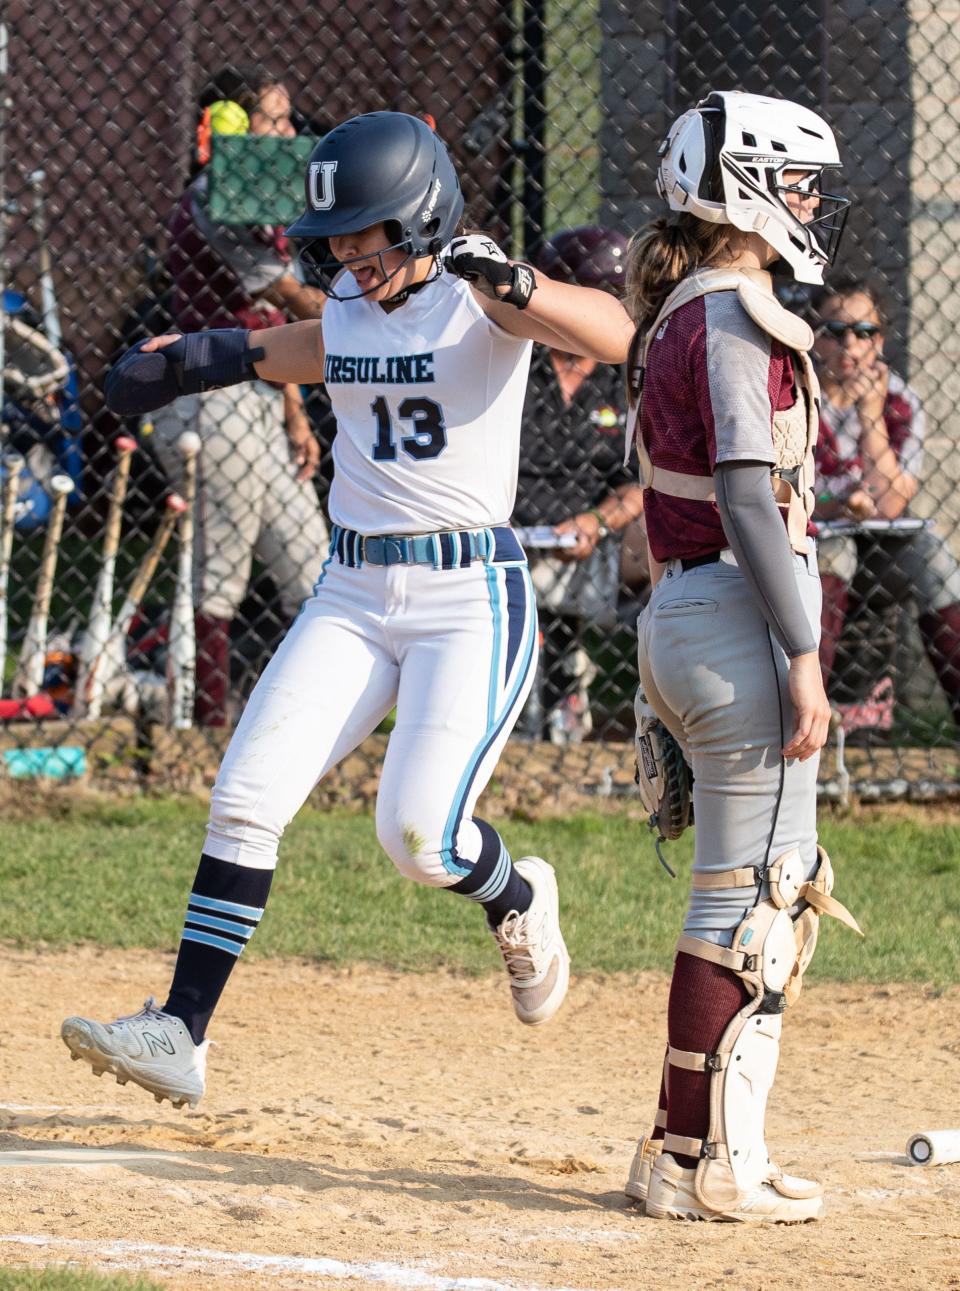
[521,0,546,260]
[0,16,8,405]
[28,168,62,350]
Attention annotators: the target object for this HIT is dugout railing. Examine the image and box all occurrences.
[0,0,958,804]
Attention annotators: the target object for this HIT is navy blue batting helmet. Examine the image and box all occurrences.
[285,112,464,299]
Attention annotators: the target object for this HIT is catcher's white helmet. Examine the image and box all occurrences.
[656,90,849,284]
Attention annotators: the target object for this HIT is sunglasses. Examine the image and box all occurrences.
[819,320,882,340]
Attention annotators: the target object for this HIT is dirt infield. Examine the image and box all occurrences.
[1,947,958,1291]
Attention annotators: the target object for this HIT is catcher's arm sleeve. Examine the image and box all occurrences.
[714,459,817,659]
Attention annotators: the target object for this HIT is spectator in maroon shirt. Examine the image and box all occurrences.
[812,278,960,726]
[149,66,329,725]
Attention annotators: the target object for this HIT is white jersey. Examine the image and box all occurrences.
[321,270,533,534]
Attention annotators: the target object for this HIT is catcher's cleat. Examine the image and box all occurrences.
[61,997,207,1110]
[645,1153,824,1224]
[624,1135,663,1209]
[490,856,570,1026]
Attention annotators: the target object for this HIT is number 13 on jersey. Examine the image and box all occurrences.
[371,396,448,462]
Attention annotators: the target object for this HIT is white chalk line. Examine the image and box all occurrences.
[0,1235,621,1291]
[0,1103,64,1113]
[0,1148,196,1167]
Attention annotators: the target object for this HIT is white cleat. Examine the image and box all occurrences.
[490,856,570,1026]
[645,1153,824,1224]
[624,1135,662,1209]
[60,997,208,1110]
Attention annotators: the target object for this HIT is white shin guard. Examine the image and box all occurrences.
[664,845,861,1212]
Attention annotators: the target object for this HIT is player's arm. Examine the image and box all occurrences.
[715,461,828,761]
[487,271,634,362]
[445,234,634,363]
[103,321,326,416]
[251,320,325,382]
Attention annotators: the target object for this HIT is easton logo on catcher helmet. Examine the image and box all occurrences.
[308,160,338,211]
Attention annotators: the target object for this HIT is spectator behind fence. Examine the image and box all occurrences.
[512,226,645,742]
[812,277,960,726]
[148,64,329,725]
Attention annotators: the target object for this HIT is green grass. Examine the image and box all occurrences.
[1,798,958,984]
[0,1271,160,1290]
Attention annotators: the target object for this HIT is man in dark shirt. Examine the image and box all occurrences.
[513,226,644,741]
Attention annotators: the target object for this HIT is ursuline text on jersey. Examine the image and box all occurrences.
[324,353,435,384]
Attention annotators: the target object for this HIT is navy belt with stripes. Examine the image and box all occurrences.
[331,524,524,569]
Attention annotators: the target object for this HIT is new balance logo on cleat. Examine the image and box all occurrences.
[143,1031,177,1057]
[60,997,208,1110]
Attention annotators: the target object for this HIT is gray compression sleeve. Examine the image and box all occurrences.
[714,460,817,658]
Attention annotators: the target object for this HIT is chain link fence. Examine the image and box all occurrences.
[1,0,959,802]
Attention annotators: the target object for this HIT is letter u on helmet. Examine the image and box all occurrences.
[285,111,464,299]
[656,90,850,284]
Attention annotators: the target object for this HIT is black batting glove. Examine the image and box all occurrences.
[444,234,537,309]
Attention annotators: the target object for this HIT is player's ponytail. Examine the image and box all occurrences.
[625,213,732,334]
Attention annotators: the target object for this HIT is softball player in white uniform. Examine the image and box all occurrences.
[62,111,634,1110]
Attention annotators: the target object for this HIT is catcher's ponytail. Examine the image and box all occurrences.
[625,213,733,334]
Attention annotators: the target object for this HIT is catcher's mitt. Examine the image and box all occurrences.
[634,686,693,874]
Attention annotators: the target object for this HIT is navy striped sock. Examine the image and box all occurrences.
[448,819,532,926]
[163,854,273,1045]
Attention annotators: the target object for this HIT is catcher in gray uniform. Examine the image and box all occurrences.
[625,90,862,1224]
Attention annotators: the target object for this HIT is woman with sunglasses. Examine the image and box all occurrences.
[61,111,635,1113]
[622,91,861,1224]
[813,278,960,726]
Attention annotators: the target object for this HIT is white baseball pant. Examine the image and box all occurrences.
[204,527,539,882]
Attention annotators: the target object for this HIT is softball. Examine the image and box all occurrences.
[208,100,249,137]
[177,431,202,456]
